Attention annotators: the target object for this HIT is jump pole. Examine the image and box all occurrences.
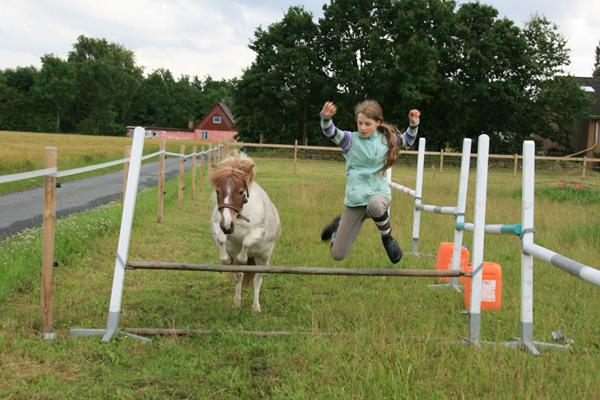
[126,261,467,277]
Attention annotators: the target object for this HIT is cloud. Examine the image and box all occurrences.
[0,0,597,78]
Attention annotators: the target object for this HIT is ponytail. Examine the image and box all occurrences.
[380,122,401,172]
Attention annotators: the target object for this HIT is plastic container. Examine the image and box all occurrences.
[435,242,470,282]
[463,261,502,310]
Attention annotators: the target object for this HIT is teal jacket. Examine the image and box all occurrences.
[321,116,418,207]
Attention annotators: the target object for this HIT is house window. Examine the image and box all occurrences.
[201,131,208,139]
[213,116,222,124]
[580,85,595,93]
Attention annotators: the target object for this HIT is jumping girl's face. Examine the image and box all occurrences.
[356,112,381,138]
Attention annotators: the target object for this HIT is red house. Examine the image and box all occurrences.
[194,101,238,142]
[127,101,237,142]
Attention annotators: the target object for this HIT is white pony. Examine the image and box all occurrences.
[209,152,281,312]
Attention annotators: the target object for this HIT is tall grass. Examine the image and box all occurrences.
[0,156,599,399]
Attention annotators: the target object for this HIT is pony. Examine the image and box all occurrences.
[208,151,281,312]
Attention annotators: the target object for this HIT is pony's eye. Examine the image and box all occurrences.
[239,190,244,195]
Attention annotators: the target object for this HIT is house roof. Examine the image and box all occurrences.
[575,77,600,118]
[219,101,235,124]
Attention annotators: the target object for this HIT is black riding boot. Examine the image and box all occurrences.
[321,215,341,241]
[382,235,402,264]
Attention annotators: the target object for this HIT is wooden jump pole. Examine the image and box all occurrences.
[157,140,165,223]
[178,145,185,209]
[41,147,57,340]
[126,261,467,278]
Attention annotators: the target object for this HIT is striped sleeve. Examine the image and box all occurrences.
[321,116,352,153]
[395,124,419,149]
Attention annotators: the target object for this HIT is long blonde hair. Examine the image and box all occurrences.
[354,100,400,171]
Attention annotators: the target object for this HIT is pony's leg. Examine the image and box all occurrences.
[233,272,243,309]
[251,273,263,313]
[252,253,272,312]
[234,228,265,265]
[213,222,232,265]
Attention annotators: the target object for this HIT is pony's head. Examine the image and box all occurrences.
[209,151,256,234]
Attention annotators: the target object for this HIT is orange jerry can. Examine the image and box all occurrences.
[435,242,470,283]
[463,262,502,310]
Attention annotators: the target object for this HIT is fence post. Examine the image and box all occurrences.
[439,149,444,174]
[260,134,264,144]
[513,153,518,178]
[200,144,205,192]
[191,145,197,200]
[294,139,298,174]
[123,145,131,201]
[157,140,165,223]
[582,156,587,179]
[179,145,185,210]
[42,146,57,340]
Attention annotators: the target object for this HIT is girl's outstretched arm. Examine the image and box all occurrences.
[396,109,420,149]
[320,101,352,153]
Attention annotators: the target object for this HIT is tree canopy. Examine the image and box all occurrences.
[234,0,591,153]
[0,1,594,153]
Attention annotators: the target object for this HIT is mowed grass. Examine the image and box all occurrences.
[0,131,214,194]
[0,154,600,399]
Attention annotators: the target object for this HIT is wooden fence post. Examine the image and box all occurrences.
[179,145,185,209]
[123,145,131,201]
[41,146,57,340]
[582,156,587,179]
[191,145,197,200]
[513,154,518,178]
[157,140,165,223]
[200,144,205,192]
[439,149,444,174]
[294,139,298,174]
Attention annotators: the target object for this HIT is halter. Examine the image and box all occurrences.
[217,180,250,222]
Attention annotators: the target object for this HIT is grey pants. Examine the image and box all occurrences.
[331,194,391,261]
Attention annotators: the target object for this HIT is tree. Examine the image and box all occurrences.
[68,35,143,134]
[234,6,328,144]
[0,66,39,131]
[594,41,600,78]
[35,55,76,132]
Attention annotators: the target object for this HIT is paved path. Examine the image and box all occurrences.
[0,157,201,238]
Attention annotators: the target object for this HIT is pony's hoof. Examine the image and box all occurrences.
[221,256,233,265]
[252,304,261,313]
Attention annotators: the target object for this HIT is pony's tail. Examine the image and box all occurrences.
[242,256,256,288]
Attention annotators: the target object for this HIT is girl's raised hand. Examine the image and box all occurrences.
[408,109,421,126]
[320,101,337,118]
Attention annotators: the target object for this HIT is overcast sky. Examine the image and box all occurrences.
[1,0,598,80]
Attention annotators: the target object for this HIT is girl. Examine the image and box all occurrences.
[320,100,420,263]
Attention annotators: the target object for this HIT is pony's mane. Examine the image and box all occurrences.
[208,151,256,187]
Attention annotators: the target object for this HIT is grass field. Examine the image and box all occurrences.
[1,143,600,398]
[0,131,215,194]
